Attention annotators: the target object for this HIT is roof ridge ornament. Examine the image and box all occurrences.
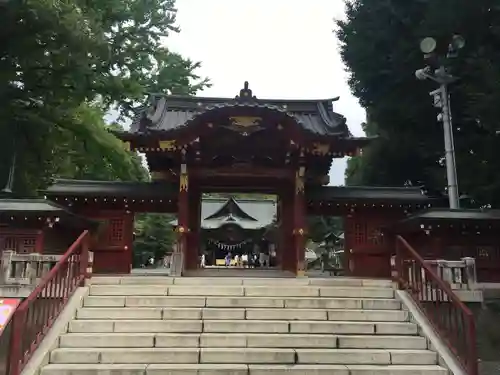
[235,81,257,103]
[146,96,167,124]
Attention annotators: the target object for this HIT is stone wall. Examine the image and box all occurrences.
[468,300,500,375]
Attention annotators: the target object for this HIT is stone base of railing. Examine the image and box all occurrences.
[170,252,183,277]
[0,284,36,298]
[450,289,483,302]
[392,255,484,302]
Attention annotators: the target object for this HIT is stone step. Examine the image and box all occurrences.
[68,319,417,335]
[83,296,402,310]
[49,347,437,365]
[75,307,408,321]
[88,285,394,298]
[59,333,427,349]
[294,349,437,365]
[89,276,393,288]
[41,364,448,375]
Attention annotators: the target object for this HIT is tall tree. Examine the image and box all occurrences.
[133,213,176,267]
[338,0,500,206]
[0,0,209,195]
[52,104,149,182]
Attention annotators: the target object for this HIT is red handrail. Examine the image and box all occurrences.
[395,235,478,375]
[7,230,90,375]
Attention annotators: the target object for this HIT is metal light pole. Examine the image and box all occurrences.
[415,36,465,209]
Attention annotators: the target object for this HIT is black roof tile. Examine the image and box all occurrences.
[306,186,444,203]
[44,179,176,198]
[404,208,500,222]
[128,82,352,137]
[0,198,98,229]
[384,208,500,233]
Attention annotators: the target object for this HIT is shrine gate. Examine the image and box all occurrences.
[43,82,447,277]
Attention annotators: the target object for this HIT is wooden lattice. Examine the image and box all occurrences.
[354,222,367,244]
[107,219,124,245]
[2,235,37,253]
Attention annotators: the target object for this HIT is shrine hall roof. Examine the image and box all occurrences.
[127,82,352,137]
[170,197,277,230]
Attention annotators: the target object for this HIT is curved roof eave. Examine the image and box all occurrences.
[129,82,352,138]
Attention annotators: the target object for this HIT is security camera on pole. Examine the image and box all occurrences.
[415,35,465,209]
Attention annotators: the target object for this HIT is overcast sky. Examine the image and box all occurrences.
[161,0,366,185]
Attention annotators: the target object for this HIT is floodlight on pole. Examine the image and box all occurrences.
[420,37,437,54]
[415,35,464,210]
[451,34,466,50]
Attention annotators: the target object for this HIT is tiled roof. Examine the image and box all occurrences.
[0,198,98,229]
[44,179,176,198]
[170,197,277,230]
[44,180,444,205]
[0,199,65,214]
[403,208,500,222]
[128,82,352,137]
[307,186,444,203]
[385,208,500,233]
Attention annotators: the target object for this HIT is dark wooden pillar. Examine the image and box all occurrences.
[123,212,134,274]
[292,166,306,276]
[275,195,282,269]
[279,184,296,274]
[175,163,189,275]
[278,191,293,272]
[186,186,201,270]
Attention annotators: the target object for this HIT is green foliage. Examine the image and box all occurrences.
[338,0,500,206]
[0,0,209,195]
[133,213,175,267]
[307,216,343,243]
[52,104,149,182]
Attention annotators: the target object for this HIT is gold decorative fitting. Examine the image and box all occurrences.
[159,140,176,150]
[179,165,188,191]
[224,116,263,135]
[312,143,330,155]
[293,228,305,236]
[295,169,305,194]
[123,141,131,151]
[229,116,262,127]
[177,226,185,233]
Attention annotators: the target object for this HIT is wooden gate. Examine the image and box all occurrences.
[344,212,393,278]
[88,211,134,274]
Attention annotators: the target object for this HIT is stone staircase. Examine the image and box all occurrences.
[41,276,448,375]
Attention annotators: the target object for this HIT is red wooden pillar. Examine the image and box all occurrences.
[280,188,294,273]
[185,186,201,270]
[176,163,190,273]
[275,196,282,269]
[123,212,134,274]
[292,167,306,276]
[35,230,44,253]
